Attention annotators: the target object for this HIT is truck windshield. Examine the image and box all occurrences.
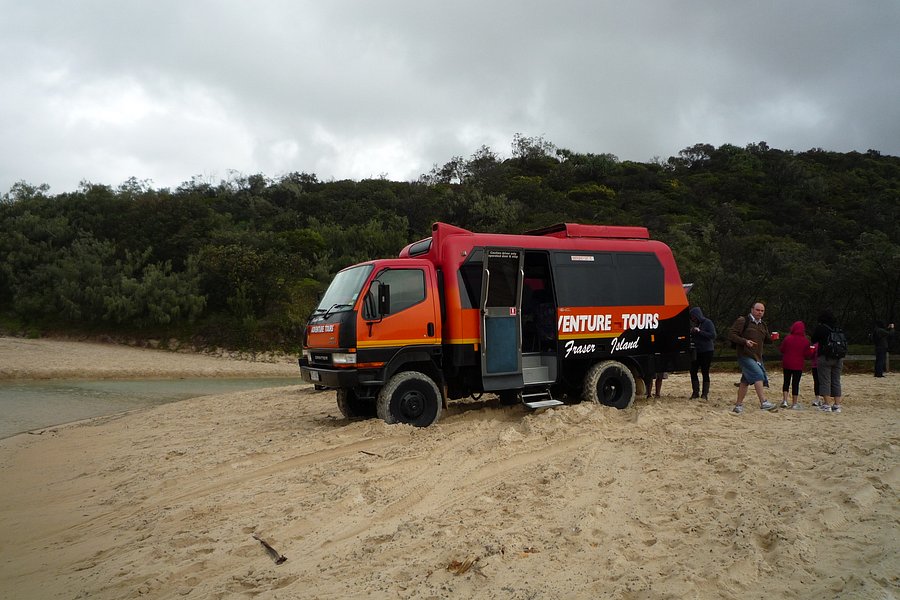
[313,264,374,315]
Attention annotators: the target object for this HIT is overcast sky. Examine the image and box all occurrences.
[2,1,898,194]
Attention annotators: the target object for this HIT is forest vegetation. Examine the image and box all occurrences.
[2,136,898,352]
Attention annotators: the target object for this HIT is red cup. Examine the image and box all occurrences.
[771,331,780,341]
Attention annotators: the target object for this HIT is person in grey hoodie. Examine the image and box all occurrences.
[689,306,717,399]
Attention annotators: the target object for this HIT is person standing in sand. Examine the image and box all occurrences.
[645,371,667,398]
[689,306,717,400]
[872,321,895,378]
[778,320,815,409]
[728,302,777,414]
[810,342,825,407]
[811,310,845,413]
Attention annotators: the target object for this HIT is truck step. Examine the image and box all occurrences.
[524,398,565,409]
[522,387,563,409]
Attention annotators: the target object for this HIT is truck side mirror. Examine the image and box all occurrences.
[378,282,391,316]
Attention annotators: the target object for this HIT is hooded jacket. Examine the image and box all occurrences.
[689,307,717,353]
[779,320,815,370]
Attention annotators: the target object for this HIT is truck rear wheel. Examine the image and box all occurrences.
[583,360,636,409]
[377,371,443,427]
[336,388,376,420]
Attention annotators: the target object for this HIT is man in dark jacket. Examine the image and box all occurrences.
[689,306,717,400]
[728,302,776,414]
[873,321,895,377]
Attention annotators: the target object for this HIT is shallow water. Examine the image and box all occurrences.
[0,377,300,439]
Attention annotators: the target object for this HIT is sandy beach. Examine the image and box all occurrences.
[0,337,897,599]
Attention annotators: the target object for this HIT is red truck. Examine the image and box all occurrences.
[300,222,691,426]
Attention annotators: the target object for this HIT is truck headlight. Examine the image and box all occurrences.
[331,352,357,365]
[301,350,311,362]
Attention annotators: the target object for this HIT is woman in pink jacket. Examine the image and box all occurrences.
[779,321,816,409]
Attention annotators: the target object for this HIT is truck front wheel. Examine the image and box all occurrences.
[336,388,376,420]
[583,361,636,409]
[377,371,443,427]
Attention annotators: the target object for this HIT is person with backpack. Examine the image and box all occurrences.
[728,302,777,414]
[811,310,846,413]
[778,321,816,409]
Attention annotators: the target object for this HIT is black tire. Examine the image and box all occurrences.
[583,361,636,409]
[377,371,443,427]
[336,388,376,420]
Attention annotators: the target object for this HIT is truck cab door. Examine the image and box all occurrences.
[480,248,524,391]
[359,265,440,350]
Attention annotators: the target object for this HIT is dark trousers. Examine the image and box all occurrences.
[782,369,802,396]
[690,350,714,398]
[875,349,887,376]
[812,367,820,396]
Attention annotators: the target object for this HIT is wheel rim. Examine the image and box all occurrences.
[600,377,622,404]
[398,389,426,420]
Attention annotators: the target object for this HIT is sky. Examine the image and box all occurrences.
[2,1,898,194]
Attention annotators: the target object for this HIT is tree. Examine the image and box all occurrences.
[836,231,900,334]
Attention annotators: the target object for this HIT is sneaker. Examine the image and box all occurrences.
[780,400,789,408]
[811,399,822,407]
[760,401,776,411]
[790,403,803,410]
[732,405,744,414]
[831,404,842,413]
[819,403,832,412]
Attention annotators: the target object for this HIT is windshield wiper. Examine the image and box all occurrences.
[321,303,352,319]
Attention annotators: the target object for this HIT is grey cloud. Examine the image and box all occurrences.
[1,0,897,193]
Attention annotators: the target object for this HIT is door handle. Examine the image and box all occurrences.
[427,322,434,337]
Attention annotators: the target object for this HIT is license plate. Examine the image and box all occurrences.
[310,371,320,382]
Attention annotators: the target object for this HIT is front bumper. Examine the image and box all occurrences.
[299,364,361,388]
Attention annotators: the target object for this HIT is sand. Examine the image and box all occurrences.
[0,337,897,599]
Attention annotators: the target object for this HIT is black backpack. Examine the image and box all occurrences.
[823,325,848,359]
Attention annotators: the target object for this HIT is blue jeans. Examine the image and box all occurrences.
[738,356,768,386]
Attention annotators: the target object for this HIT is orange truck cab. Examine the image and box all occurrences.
[299,222,691,426]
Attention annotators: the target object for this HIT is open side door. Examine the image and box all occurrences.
[480,248,524,391]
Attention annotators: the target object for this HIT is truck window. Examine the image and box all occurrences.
[379,269,426,314]
[615,253,665,305]
[458,250,485,309]
[485,251,520,308]
[315,264,374,313]
[554,252,616,306]
[553,251,663,307]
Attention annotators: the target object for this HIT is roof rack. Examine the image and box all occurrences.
[524,223,650,240]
